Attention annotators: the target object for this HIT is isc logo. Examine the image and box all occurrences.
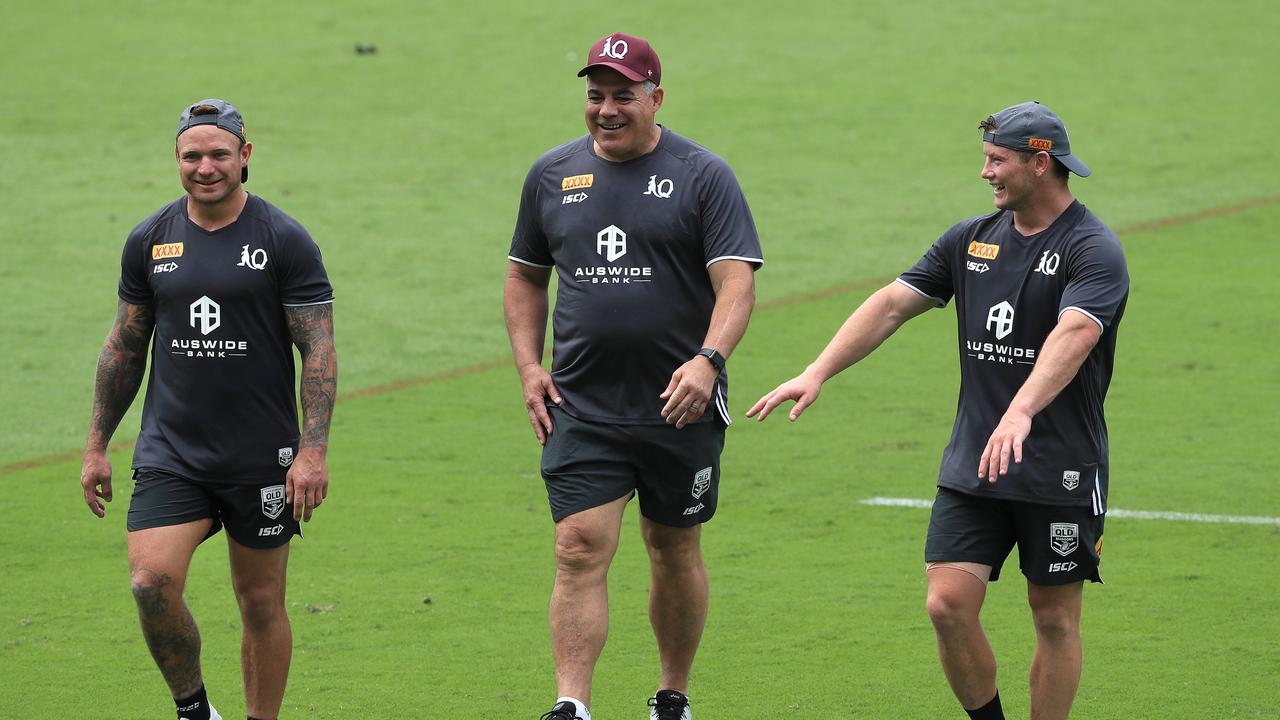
[1048,561,1078,573]
[258,524,284,537]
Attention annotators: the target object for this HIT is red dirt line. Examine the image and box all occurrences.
[6,194,1276,477]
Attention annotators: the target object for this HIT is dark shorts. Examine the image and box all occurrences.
[127,468,301,549]
[925,486,1104,586]
[541,407,726,527]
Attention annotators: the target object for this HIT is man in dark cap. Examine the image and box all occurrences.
[504,32,763,720]
[79,98,337,720]
[749,102,1127,720]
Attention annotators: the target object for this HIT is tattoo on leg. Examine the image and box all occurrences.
[132,569,203,697]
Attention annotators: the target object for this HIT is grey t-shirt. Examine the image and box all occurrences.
[898,201,1128,510]
[508,128,763,425]
[119,195,334,482]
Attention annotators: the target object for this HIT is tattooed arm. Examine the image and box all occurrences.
[283,303,337,522]
[81,300,155,517]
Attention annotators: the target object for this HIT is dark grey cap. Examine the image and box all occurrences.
[177,98,247,143]
[982,101,1090,178]
[176,98,249,182]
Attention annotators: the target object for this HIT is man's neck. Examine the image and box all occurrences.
[1011,188,1075,236]
[187,189,249,232]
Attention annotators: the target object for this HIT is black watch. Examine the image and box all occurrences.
[696,347,726,371]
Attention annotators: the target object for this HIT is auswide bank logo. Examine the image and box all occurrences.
[190,296,221,335]
[985,301,1014,340]
[597,224,627,261]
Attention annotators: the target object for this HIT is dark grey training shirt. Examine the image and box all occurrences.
[508,128,763,425]
[119,195,334,483]
[898,201,1128,511]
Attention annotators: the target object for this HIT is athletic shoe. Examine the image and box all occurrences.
[648,689,691,720]
[541,700,585,720]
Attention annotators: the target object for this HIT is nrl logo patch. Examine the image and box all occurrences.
[278,447,294,467]
[1050,522,1079,557]
[260,485,286,520]
[1062,470,1081,491]
[691,467,712,499]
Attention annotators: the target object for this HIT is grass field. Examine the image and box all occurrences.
[1,1,1277,718]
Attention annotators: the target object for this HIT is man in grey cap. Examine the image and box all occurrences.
[505,31,762,720]
[79,98,337,720]
[749,102,1127,720]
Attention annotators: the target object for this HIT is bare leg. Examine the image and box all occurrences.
[1027,581,1084,720]
[640,518,706,694]
[228,537,292,720]
[926,566,998,709]
[128,521,213,699]
[549,495,629,708]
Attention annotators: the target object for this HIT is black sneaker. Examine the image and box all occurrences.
[648,689,691,720]
[541,700,585,720]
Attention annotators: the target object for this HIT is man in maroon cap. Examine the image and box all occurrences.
[504,32,764,720]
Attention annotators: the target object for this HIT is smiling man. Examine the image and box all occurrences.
[504,32,763,720]
[79,99,336,720]
[749,102,1128,720]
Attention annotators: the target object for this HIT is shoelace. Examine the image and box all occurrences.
[648,694,689,720]
[539,709,579,720]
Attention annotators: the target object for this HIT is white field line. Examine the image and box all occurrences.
[860,497,1280,526]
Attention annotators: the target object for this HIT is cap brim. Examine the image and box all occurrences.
[1057,153,1091,178]
[577,61,648,83]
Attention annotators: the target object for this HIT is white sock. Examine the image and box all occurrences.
[556,696,592,720]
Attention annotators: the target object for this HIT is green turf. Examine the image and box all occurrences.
[2,0,1278,717]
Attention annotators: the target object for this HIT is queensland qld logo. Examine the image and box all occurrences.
[598,35,629,59]
[260,485,286,520]
[596,224,627,262]
[1050,522,1079,557]
[691,467,712,499]
[278,447,295,467]
[190,296,221,335]
[1062,470,1081,491]
[238,244,268,270]
[985,301,1014,340]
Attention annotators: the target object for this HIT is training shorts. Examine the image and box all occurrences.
[127,467,301,549]
[925,486,1103,585]
[541,406,725,527]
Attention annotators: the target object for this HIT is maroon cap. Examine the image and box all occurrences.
[577,33,662,87]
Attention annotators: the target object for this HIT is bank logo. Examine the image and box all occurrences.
[968,241,1000,260]
[189,296,221,335]
[260,485,286,520]
[644,174,674,198]
[1062,470,1081,491]
[153,242,184,260]
[238,244,268,270]
[598,35,629,59]
[562,174,594,191]
[691,467,712,499]
[278,447,295,467]
[1050,522,1079,557]
[596,224,627,262]
[985,301,1014,340]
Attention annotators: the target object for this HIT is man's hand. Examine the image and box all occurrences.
[286,446,329,522]
[746,372,823,422]
[978,409,1032,483]
[519,362,561,445]
[80,451,113,518]
[660,355,719,429]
